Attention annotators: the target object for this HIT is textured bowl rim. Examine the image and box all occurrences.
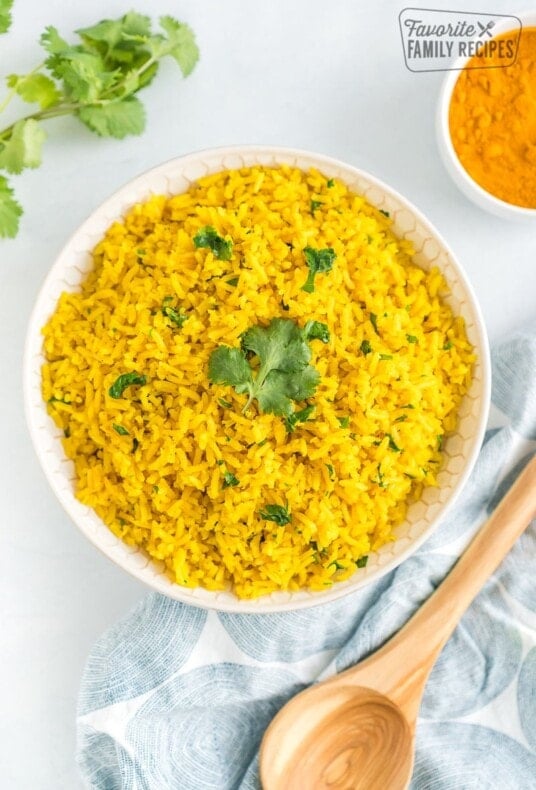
[23,144,492,612]
[436,11,536,219]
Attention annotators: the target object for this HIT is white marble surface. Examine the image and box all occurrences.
[1,0,534,787]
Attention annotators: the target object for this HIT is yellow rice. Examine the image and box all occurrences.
[41,166,474,598]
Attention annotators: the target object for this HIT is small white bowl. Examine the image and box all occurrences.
[437,11,536,220]
[24,145,491,613]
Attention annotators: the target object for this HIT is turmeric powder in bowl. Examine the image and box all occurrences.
[449,27,536,209]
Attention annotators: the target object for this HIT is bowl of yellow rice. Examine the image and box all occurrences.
[24,146,490,612]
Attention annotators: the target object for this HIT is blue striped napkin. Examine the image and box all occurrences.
[77,326,536,790]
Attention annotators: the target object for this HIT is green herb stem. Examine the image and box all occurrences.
[0,103,78,143]
[0,51,159,142]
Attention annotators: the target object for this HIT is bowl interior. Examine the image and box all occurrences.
[24,146,491,612]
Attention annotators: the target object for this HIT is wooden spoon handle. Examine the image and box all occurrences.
[397,453,536,660]
[342,454,536,711]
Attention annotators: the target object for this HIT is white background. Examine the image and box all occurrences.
[1,0,534,787]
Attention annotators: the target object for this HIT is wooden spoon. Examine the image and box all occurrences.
[260,455,536,790]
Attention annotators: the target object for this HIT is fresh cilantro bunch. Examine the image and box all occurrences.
[0,6,199,238]
[208,318,321,421]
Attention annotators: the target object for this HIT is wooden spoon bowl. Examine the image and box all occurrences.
[271,685,413,790]
[260,455,536,789]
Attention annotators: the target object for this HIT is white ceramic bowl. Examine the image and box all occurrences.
[24,145,491,612]
[437,12,536,220]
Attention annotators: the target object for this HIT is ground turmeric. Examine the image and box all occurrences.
[449,27,536,208]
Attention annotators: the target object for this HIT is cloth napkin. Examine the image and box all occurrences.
[77,327,536,790]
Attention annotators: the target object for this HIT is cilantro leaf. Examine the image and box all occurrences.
[77,13,151,49]
[0,176,22,238]
[208,318,320,418]
[253,371,294,416]
[0,0,13,34]
[259,504,291,525]
[327,178,334,188]
[406,334,418,344]
[76,13,154,74]
[301,247,336,293]
[375,463,387,488]
[356,555,368,568]
[108,372,146,398]
[241,319,311,373]
[284,404,315,433]
[370,312,380,335]
[0,119,46,173]
[40,25,70,55]
[6,73,61,109]
[222,470,239,489]
[78,97,146,138]
[208,347,253,391]
[76,18,127,49]
[193,226,233,260]
[121,11,153,37]
[387,434,401,452]
[360,339,372,355]
[162,300,187,328]
[338,416,350,429]
[283,365,319,401]
[158,16,199,77]
[56,52,112,103]
[303,320,330,344]
[329,560,345,571]
[112,423,129,435]
[310,199,322,215]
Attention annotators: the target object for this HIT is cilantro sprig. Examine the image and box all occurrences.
[360,339,372,356]
[208,318,320,421]
[0,11,199,238]
[108,371,146,399]
[222,470,239,489]
[259,504,291,525]
[301,247,336,293]
[284,404,315,433]
[161,296,187,328]
[0,175,21,237]
[303,320,330,344]
[193,226,233,261]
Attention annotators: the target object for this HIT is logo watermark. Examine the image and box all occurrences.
[399,8,521,72]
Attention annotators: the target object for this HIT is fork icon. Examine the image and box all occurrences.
[478,21,495,38]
